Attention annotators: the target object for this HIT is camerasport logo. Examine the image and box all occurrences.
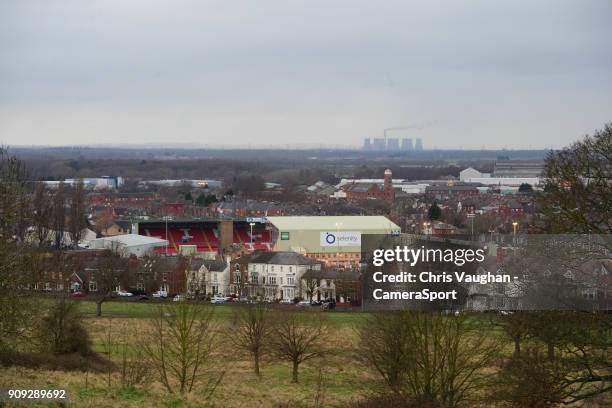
[320,232,361,247]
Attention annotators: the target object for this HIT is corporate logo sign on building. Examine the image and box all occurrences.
[320,231,361,247]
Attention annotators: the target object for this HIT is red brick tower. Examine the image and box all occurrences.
[383,169,395,202]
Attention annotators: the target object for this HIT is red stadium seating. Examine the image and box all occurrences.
[234,227,251,244]
[203,228,218,246]
[141,223,272,255]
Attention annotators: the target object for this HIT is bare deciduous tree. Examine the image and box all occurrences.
[142,303,223,395]
[495,311,612,406]
[32,183,53,247]
[537,123,612,236]
[67,181,87,249]
[93,251,129,317]
[357,311,501,407]
[0,149,44,354]
[51,183,66,250]
[229,302,273,377]
[272,309,327,383]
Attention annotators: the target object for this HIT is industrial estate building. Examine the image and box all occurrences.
[459,162,543,186]
[266,215,401,267]
[87,234,168,257]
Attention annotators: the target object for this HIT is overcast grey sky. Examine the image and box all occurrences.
[1,0,611,149]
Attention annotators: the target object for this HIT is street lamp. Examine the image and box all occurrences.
[249,222,255,244]
[423,221,430,235]
[512,221,518,244]
[163,214,169,255]
[467,212,475,239]
[334,222,342,268]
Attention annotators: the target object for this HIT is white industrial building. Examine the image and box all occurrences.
[139,179,223,188]
[41,176,124,190]
[459,167,540,186]
[335,178,429,195]
[87,234,168,257]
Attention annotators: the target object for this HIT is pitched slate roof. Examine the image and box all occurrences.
[248,251,319,265]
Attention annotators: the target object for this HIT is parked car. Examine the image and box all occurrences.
[173,294,185,302]
[137,294,149,301]
[152,290,168,298]
[210,295,227,304]
[279,298,293,304]
[116,290,134,297]
[322,299,336,310]
[71,291,86,298]
[296,300,312,307]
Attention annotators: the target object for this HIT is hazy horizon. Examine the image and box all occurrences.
[1,1,611,149]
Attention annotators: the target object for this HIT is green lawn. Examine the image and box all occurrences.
[76,299,368,325]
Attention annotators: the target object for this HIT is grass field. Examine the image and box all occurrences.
[1,300,376,408]
[4,301,606,407]
[76,299,369,326]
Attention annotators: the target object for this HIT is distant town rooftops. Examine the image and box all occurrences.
[248,251,320,265]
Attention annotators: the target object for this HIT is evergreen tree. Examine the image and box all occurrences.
[427,202,442,220]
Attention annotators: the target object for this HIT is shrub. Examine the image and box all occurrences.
[38,296,91,355]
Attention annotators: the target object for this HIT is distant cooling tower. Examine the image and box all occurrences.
[363,138,371,150]
[415,138,423,151]
[386,138,400,151]
[372,138,386,151]
[401,138,413,151]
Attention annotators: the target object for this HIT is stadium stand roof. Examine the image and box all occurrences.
[266,216,400,232]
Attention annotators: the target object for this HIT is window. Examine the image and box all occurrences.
[235,264,241,272]
[213,273,218,282]
[251,272,258,284]
[89,281,98,292]
[289,266,293,273]
[234,272,241,283]
[287,276,295,285]
[269,276,277,285]
[136,281,145,291]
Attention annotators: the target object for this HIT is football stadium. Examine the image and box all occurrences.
[135,216,401,266]
[135,217,272,255]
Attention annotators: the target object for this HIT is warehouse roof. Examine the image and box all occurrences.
[266,216,400,232]
[89,234,168,248]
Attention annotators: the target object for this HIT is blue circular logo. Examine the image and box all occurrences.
[325,233,336,244]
